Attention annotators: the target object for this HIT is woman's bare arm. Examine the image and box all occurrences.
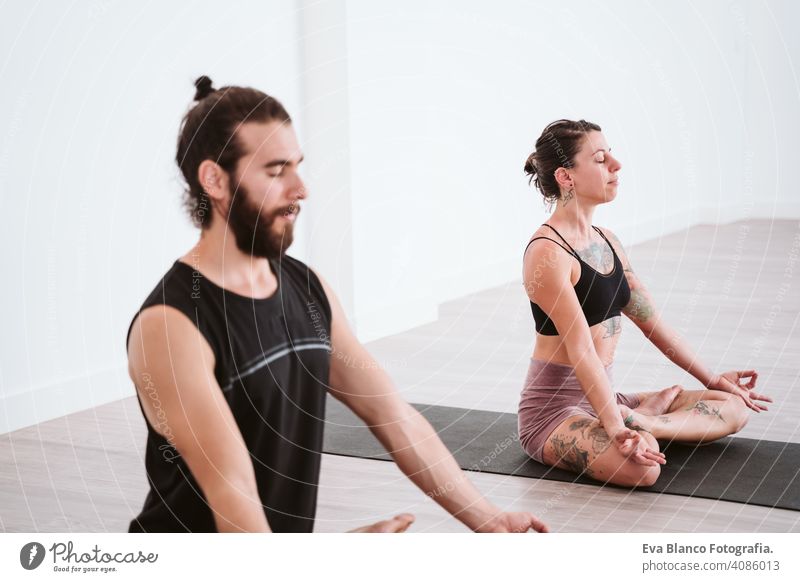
[601,227,770,411]
[524,241,626,434]
[525,240,662,464]
[599,228,716,385]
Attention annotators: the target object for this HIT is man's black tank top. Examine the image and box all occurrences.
[125,254,332,532]
[524,224,631,336]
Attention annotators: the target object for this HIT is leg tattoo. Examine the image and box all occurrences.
[685,400,725,422]
[623,414,649,433]
[585,424,612,454]
[550,435,592,475]
[569,418,612,455]
[569,418,594,431]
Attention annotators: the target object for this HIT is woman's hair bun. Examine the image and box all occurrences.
[523,152,538,184]
[193,75,215,101]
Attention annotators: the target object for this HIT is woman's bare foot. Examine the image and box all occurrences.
[635,385,683,416]
[619,384,683,436]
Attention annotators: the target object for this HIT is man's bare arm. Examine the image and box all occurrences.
[127,305,270,532]
[316,272,547,533]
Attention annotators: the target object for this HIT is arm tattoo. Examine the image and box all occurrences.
[605,229,638,280]
[601,315,622,338]
[657,415,671,424]
[685,401,725,422]
[606,230,630,265]
[623,288,655,322]
[605,229,652,322]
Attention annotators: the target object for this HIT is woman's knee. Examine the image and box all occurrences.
[587,432,661,487]
[618,432,660,486]
[595,452,661,487]
[616,463,661,487]
[722,394,749,433]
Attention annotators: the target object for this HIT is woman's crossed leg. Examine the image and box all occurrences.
[542,414,663,487]
[626,385,749,443]
[542,386,750,487]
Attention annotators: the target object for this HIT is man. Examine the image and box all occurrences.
[126,76,548,533]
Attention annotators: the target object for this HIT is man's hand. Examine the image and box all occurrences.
[707,369,771,412]
[474,511,549,533]
[348,513,415,533]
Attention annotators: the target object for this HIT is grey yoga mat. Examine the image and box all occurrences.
[323,397,800,511]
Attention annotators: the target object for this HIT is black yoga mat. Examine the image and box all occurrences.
[323,397,800,511]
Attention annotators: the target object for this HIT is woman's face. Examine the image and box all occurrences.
[567,130,621,203]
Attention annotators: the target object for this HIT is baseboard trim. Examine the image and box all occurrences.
[1,365,132,435]
[6,211,797,434]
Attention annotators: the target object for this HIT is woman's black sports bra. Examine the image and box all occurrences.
[524,223,631,336]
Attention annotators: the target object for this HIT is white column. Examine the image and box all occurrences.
[298,0,357,317]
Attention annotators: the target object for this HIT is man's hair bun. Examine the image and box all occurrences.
[193,75,215,101]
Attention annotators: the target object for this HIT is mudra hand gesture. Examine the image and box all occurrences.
[707,370,771,412]
[610,426,665,466]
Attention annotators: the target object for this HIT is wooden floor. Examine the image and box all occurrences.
[1,219,798,532]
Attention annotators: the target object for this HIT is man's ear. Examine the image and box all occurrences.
[197,160,229,202]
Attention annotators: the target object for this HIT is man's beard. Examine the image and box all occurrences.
[226,183,295,259]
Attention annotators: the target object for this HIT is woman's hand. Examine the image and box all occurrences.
[706,370,771,412]
[609,426,666,466]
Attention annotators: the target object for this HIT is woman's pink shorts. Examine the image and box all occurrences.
[517,358,641,464]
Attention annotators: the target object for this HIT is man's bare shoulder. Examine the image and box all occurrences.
[127,304,215,373]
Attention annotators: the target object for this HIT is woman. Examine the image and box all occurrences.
[517,119,771,487]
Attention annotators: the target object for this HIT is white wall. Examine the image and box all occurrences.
[297,0,357,315]
[342,0,800,340]
[2,0,798,433]
[0,1,306,433]
[741,0,800,222]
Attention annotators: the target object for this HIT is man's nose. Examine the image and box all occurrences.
[293,175,307,199]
